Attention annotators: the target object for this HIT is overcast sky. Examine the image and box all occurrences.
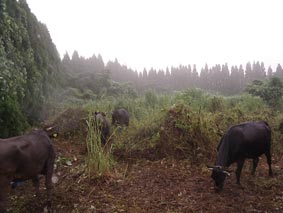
[26,0,282,72]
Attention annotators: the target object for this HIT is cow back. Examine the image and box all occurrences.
[112,108,129,126]
[216,121,271,167]
[0,130,55,178]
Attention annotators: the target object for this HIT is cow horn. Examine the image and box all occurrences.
[45,126,54,131]
[207,165,231,175]
[207,165,223,170]
[223,167,232,173]
[207,165,216,170]
[222,170,231,176]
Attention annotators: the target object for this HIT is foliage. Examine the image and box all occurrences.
[46,87,283,166]
[245,77,283,109]
[175,88,209,108]
[0,0,61,136]
[157,103,220,162]
[145,90,158,108]
[0,96,27,138]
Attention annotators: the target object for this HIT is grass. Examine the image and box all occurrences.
[50,88,283,173]
[85,112,114,177]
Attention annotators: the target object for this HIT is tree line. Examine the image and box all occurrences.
[63,51,283,95]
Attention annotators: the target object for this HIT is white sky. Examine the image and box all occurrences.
[26,0,283,72]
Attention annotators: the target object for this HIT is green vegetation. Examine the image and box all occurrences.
[246,77,283,109]
[85,112,114,177]
[2,0,283,179]
[0,0,61,137]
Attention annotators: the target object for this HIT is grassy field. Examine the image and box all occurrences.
[7,89,283,212]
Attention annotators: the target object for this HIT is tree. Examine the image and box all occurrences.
[245,77,283,109]
[267,66,273,78]
[275,64,283,78]
[0,0,61,135]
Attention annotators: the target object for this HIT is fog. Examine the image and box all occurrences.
[26,0,283,72]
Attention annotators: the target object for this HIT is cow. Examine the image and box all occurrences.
[208,121,273,191]
[112,108,129,127]
[0,130,55,212]
[94,112,110,145]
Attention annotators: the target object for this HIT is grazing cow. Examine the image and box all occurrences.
[208,121,273,191]
[0,130,55,212]
[94,112,110,145]
[112,108,129,126]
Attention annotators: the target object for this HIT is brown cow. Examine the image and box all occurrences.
[0,130,55,212]
[208,121,273,191]
[112,108,129,126]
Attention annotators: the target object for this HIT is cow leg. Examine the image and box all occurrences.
[101,134,106,145]
[265,150,273,177]
[32,176,40,197]
[0,176,9,212]
[252,157,259,176]
[45,169,53,211]
[45,155,55,212]
[236,158,245,185]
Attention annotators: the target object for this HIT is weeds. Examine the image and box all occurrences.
[85,112,114,178]
[50,88,283,165]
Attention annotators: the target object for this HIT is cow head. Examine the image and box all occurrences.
[207,165,231,191]
[94,111,108,129]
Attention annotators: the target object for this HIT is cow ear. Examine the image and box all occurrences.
[95,111,99,115]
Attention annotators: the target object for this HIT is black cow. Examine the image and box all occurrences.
[112,108,129,126]
[208,121,273,191]
[94,112,110,145]
[0,130,55,212]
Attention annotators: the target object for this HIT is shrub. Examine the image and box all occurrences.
[157,104,220,163]
[0,97,28,138]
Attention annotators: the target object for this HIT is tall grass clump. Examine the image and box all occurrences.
[157,103,221,163]
[85,112,114,178]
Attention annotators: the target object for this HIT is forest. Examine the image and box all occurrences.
[1,0,283,212]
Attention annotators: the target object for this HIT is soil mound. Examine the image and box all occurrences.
[47,108,89,139]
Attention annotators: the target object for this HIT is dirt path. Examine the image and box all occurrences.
[7,140,283,212]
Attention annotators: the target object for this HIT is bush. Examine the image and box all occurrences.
[157,104,220,162]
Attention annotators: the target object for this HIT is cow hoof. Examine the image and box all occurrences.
[44,206,52,213]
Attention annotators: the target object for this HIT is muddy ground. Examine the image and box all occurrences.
[6,139,283,212]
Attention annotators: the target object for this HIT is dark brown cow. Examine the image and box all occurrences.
[112,108,129,126]
[0,130,55,212]
[208,121,273,191]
